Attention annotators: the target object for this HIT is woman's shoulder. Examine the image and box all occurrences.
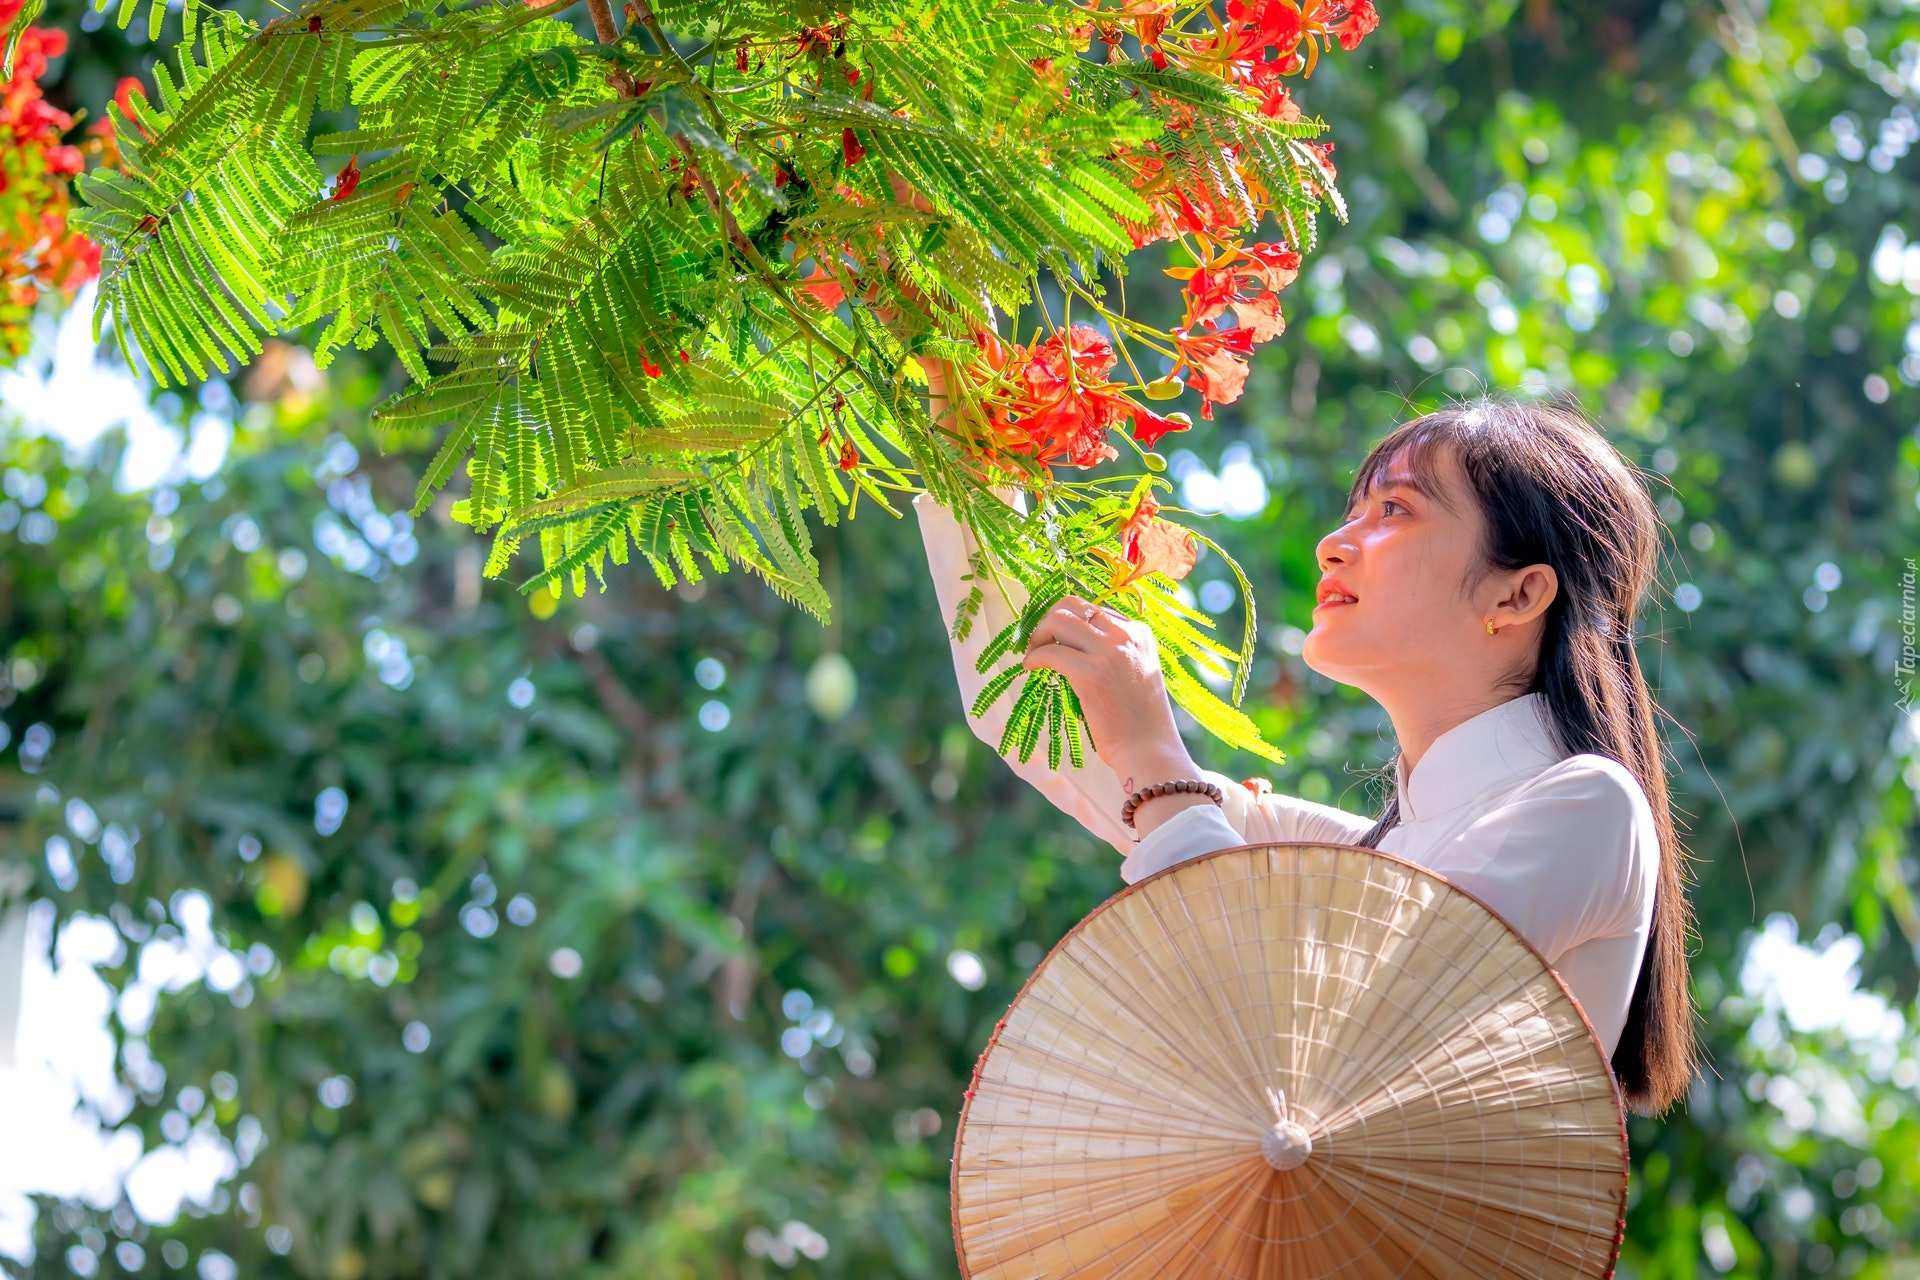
[1518,752,1655,818]
[1506,752,1661,893]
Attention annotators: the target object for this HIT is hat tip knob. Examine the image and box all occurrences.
[1261,1120,1313,1171]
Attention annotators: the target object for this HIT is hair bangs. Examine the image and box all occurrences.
[1346,415,1458,517]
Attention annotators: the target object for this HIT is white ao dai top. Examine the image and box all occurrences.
[915,494,1660,1057]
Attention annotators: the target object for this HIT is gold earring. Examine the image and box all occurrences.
[1485,617,1497,635]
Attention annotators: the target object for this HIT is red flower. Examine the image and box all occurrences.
[1312,0,1379,50]
[1174,327,1256,417]
[329,155,361,202]
[31,25,64,58]
[797,262,846,311]
[1015,324,1126,467]
[795,23,836,57]
[841,128,865,166]
[68,235,101,282]
[113,76,145,119]
[1226,0,1304,63]
[1089,0,1174,46]
[1128,403,1190,450]
[962,323,1194,468]
[1170,240,1300,336]
[1258,82,1301,119]
[0,20,102,360]
[1182,265,1240,325]
[5,25,63,81]
[837,440,860,471]
[735,45,750,72]
[641,354,662,378]
[1120,493,1198,582]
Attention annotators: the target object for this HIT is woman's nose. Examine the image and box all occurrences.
[1317,524,1355,571]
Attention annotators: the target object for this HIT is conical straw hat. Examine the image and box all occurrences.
[952,842,1627,1280]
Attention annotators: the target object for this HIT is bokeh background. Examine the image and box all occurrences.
[4,0,1920,1276]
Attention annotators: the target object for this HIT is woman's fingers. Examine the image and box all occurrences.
[1021,642,1103,690]
[1027,597,1112,654]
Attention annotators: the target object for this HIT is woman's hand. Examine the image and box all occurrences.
[1022,596,1214,836]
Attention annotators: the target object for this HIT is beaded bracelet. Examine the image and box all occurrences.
[1120,779,1225,831]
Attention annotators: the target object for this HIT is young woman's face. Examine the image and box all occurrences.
[1300,441,1497,692]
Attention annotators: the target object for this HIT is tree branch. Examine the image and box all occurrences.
[625,0,675,60]
[585,0,619,45]
[585,0,643,97]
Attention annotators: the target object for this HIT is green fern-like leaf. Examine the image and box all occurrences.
[76,0,1364,766]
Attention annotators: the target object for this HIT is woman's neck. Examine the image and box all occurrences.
[1381,688,1527,775]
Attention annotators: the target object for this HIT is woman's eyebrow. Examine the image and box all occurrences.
[1344,467,1448,519]
[1346,471,1424,510]
[1370,469,1433,499]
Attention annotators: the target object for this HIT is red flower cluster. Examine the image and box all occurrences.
[0,16,106,362]
[966,324,1189,469]
[2,25,82,179]
[1164,240,1301,417]
[1215,0,1380,83]
[1101,0,1377,244]
[951,0,1371,447]
[1119,148,1255,250]
[1175,241,1300,335]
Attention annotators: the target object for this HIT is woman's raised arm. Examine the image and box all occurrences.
[915,360,1374,870]
[913,492,1137,853]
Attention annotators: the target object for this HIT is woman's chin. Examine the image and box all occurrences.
[1301,625,1366,683]
[1299,630,1337,674]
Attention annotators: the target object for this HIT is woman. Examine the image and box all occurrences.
[914,397,1696,1115]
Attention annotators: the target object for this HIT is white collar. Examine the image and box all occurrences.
[1392,692,1569,822]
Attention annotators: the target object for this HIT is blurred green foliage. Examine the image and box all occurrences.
[5,0,1920,1277]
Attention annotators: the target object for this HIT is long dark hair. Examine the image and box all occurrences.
[1345,396,1696,1115]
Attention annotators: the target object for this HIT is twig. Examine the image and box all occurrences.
[573,641,682,806]
[671,135,751,256]
[625,0,677,61]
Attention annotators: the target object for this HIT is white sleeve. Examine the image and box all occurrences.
[1119,767,1380,883]
[913,493,1135,855]
[1213,768,1380,848]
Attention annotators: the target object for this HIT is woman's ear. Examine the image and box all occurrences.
[1493,563,1559,628]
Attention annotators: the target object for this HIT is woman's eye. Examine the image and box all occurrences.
[1380,499,1405,516]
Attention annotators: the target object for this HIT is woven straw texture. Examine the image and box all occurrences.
[952,843,1627,1280]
